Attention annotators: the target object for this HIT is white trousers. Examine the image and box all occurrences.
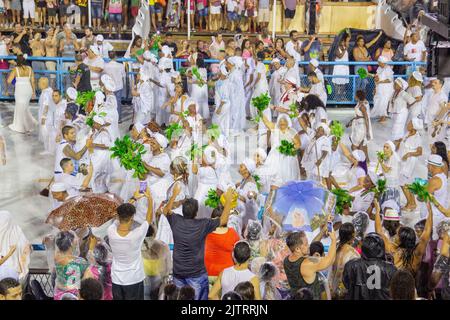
[23,0,35,18]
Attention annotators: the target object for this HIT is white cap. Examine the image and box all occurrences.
[242,158,256,174]
[93,115,105,125]
[51,183,67,192]
[309,59,319,68]
[412,71,423,82]
[378,55,389,64]
[384,208,400,221]
[428,154,444,167]
[152,132,168,149]
[318,123,330,136]
[66,87,78,101]
[101,74,116,92]
[89,45,99,56]
[95,34,104,42]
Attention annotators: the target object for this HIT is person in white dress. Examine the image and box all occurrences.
[378,140,401,208]
[243,56,256,118]
[50,90,68,146]
[162,83,190,124]
[261,113,301,182]
[193,145,219,219]
[236,158,260,229]
[184,99,204,146]
[7,55,37,133]
[187,56,209,120]
[332,36,350,101]
[389,78,416,148]
[399,118,423,211]
[406,71,424,121]
[253,148,281,195]
[132,70,154,126]
[250,52,270,119]
[37,77,54,154]
[348,90,372,160]
[156,57,175,126]
[269,59,287,109]
[426,78,448,142]
[226,56,246,132]
[100,75,120,141]
[371,56,394,122]
[338,143,368,194]
[212,64,232,137]
[88,115,113,193]
[301,71,327,107]
[302,123,332,185]
[282,57,300,88]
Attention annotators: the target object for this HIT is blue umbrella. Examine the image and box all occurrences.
[271,180,333,232]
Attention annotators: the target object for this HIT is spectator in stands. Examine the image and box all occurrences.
[273,38,288,62]
[196,0,209,31]
[10,0,21,26]
[91,0,104,31]
[0,277,22,300]
[12,24,31,56]
[108,191,153,300]
[162,33,178,57]
[108,0,123,39]
[79,278,104,300]
[29,32,46,83]
[196,40,211,59]
[403,31,427,74]
[332,33,350,102]
[37,0,47,27]
[81,27,96,53]
[282,0,298,33]
[72,53,92,93]
[94,35,114,59]
[104,51,126,121]
[76,0,89,28]
[258,0,270,32]
[83,46,105,90]
[23,0,36,26]
[285,30,302,62]
[352,31,382,91]
[375,39,395,62]
[301,34,322,61]
[122,0,129,30]
[58,0,70,27]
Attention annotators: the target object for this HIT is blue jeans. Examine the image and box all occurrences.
[114,89,123,121]
[173,273,209,300]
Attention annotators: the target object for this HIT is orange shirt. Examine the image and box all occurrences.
[204,228,240,276]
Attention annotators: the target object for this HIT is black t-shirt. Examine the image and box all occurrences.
[167,214,220,278]
[162,41,178,56]
[12,33,31,56]
[75,63,92,93]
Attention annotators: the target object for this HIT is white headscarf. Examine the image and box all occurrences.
[276,114,293,129]
[242,158,256,175]
[412,117,423,131]
[385,140,401,162]
[318,123,331,136]
[152,132,168,149]
[254,148,267,163]
[0,211,31,280]
[203,146,217,165]
[94,91,105,108]
[352,149,366,162]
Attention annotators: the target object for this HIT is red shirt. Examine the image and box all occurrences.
[204,228,240,276]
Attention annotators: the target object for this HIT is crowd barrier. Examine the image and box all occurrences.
[0,56,425,105]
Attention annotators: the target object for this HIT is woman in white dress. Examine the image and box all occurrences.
[348,90,372,160]
[250,52,270,119]
[236,158,260,229]
[226,57,246,132]
[379,140,401,208]
[185,99,204,146]
[7,55,37,133]
[268,59,286,109]
[332,36,350,102]
[261,113,301,182]
[399,118,423,211]
[212,64,232,137]
[187,57,209,120]
[406,71,424,121]
[243,57,256,118]
[193,145,219,219]
[162,83,190,124]
[338,143,368,194]
[156,156,190,246]
[156,58,174,126]
[371,56,394,122]
[132,70,154,126]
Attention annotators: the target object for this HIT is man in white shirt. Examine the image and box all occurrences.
[83,46,105,90]
[103,52,126,122]
[93,34,114,59]
[108,191,153,300]
[285,30,302,62]
[403,31,426,75]
[427,78,449,140]
[56,158,93,197]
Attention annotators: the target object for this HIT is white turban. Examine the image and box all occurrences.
[66,87,78,101]
[276,113,293,128]
[101,74,116,92]
[318,123,330,136]
[133,123,145,134]
[94,91,105,106]
[412,71,423,82]
[161,45,173,57]
[152,132,168,149]
[385,140,401,162]
[352,149,366,162]
[395,78,408,90]
[203,146,217,165]
[93,115,105,125]
[254,148,267,162]
[242,158,256,175]
[186,98,199,113]
[412,117,423,131]
[89,45,100,56]
[51,183,67,192]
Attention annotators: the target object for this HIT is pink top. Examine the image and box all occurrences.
[88,264,113,300]
[242,49,252,59]
[109,0,123,13]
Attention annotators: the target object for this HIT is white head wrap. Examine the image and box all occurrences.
[101,75,116,92]
[254,148,267,162]
[161,45,173,57]
[94,91,105,107]
[395,77,409,90]
[203,146,217,165]
[66,87,78,101]
[276,113,293,128]
[51,183,67,192]
[412,71,423,82]
[186,98,199,114]
[412,117,423,131]
[318,123,331,136]
[385,140,401,162]
[95,34,104,42]
[352,149,366,162]
[242,158,257,175]
[93,115,105,125]
[152,132,168,149]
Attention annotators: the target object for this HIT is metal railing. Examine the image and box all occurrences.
[0,56,426,105]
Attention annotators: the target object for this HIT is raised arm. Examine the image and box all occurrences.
[373,199,394,253]
[415,201,433,257]
[366,31,383,49]
[219,188,235,227]
[81,161,93,189]
[305,229,337,272]
[261,114,275,131]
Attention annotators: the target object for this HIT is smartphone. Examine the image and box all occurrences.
[139,181,147,194]
[327,221,333,233]
[31,244,46,251]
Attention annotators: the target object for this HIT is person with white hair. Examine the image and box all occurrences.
[131,70,154,126]
[212,64,232,137]
[399,118,423,211]
[192,145,219,219]
[83,46,105,90]
[262,113,301,182]
[371,55,394,123]
[379,141,401,208]
[226,56,246,132]
[0,211,31,282]
[236,159,260,229]
[389,78,416,148]
[268,59,287,109]
[302,123,331,184]
[88,115,113,193]
[92,34,114,59]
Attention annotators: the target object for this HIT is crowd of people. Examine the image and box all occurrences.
[0,13,450,302]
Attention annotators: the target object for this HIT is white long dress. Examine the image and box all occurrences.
[212,78,232,137]
[155,71,172,125]
[9,67,36,133]
[332,50,350,85]
[145,152,173,213]
[250,62,270,119]
[264,128,300,182]
[389,90,416,141]
[229,66,246,132]
[269,66,287,107]
[350,100,373,146]
[302,135,331,180]
[189,67,209,120]
[244,58,256,117]
[407,85,423,121]
[90,128,113,193]
[133,80,154,126]
[194,166,218,219]
[372,66,394,118]
[103,94,120,141]
[399,133,421,186]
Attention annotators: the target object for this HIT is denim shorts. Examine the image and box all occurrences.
[227,11,238,21]
[109,12,122,23]
[92,3,103,18]
[173,273,209,300]
[197,8,208,16]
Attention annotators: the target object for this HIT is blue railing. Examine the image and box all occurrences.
[0,56,425,105]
